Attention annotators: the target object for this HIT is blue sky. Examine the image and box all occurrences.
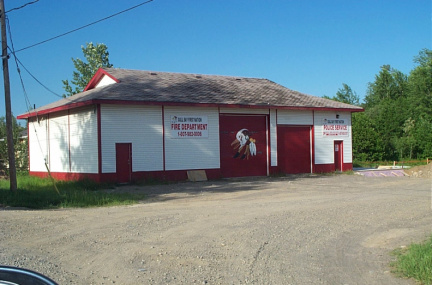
[1,0,430,120]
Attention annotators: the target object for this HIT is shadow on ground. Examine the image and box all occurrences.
[104,173,336,203]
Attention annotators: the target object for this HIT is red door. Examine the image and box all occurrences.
[334,141,343,171]
[220,115,268,178]
[116,143,132,183]
[277,126,311,174]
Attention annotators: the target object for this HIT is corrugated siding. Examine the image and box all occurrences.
[314,111,352,164]
[48,111,69,172]
[69,107,98,173]
[101,105,163,173]
[29,116,49,172]
[270,109,277,166]
[164,106,220,170]
[277,110,313,125]
[219,108,269,115]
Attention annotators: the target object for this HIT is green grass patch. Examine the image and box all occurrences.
[391,235,432,284]
[0,175,146,209]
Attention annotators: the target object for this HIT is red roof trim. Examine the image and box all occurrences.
[17,101,96,119]
[17,99,363,119]
[83,68,120,91]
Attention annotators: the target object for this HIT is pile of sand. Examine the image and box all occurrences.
[404,163,432,178]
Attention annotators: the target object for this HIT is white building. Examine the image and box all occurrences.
[18,68,363,183]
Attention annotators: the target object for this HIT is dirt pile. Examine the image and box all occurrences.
[404,163,432,178]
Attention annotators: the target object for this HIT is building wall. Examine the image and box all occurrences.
[69,107,98,173]
[27,105,356,181]
[28,116,49,172]
[100,105,163,173]
[277,110,313,125]
[164,106,220,170]
[48,111,69,172]
[28,107,98,174]
[314,111,352,165]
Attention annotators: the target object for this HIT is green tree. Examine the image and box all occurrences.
[322,83,360,106]
[352,112,385,162]
[413,115,432,158]
[364,65,408,109]
[363,65,409,160]
[335,83,360,105]
[62,42,113,97]
[0,117,28,174]
[407,48,432,118]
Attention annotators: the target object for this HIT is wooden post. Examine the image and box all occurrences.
[0,0,17,191]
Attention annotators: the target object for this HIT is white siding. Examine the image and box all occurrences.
[164,106,220,170]
[101,105,163,173]
[96,75,117,88]
[49,111,69,172]
[314,111,352,164]
[69,107,98,173]
[29,116,49,172]
[277,110,313,125]
[219,108,269,115]
[270,109,277,166]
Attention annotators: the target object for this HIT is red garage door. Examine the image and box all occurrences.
[277,126,311,174]
[220,115,268,178]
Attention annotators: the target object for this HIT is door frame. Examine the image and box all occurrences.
[334,140,343,171]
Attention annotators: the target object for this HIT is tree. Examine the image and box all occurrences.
[335,83,360,105]
[62,43,113,97]
[322,83,360,106]
[407,48,432,118]
[362,65,409,160]
[364,65,408,109]
[352,112,385,162]
[0,116,27,174]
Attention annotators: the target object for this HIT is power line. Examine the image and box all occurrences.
[7,16,71,105]
[10,51,65,99]
[14,0,154,53]
[6,16,32,111]
[6,0,39,13]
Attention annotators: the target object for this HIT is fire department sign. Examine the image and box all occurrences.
[322,119,349,136]
[171,115,209,138]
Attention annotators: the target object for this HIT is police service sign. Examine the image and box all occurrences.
[323,119,349,136]
[171,116,209,138]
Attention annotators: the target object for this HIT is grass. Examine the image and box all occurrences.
[0,175,146,209]
[391,235,432,285]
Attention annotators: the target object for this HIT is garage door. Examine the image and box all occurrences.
[220,115,268,178]
[277,126,311,174]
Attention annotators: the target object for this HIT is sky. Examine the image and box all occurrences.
[1,0,430,121]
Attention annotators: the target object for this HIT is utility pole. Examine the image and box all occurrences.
[0,0,17,191]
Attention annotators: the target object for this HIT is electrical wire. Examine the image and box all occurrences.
[14,0,154,53]
[7,15,55,179]
[5,16,33,111]
[9,51,65,99]
[6,0,39,13]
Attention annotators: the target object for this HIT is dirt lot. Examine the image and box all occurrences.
[1,174,431,284]
[404,162,432,178]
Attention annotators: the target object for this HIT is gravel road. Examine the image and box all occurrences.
[1,174,431,284]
